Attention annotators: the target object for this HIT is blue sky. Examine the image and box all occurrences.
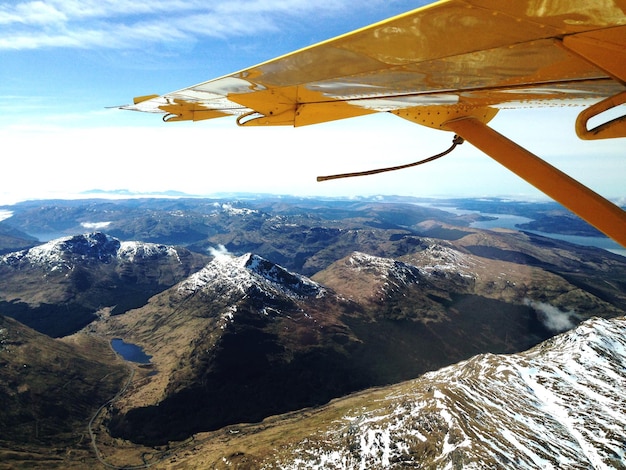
[0,0,624,205]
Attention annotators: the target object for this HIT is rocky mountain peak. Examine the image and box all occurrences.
[408,242,478,279]
[311,251,429,304]
[117,240,180,262]
[346,251,423,294]
[178,252,326,300]
[0,232,184,271]
[0,232,120,270]
[349,251,421,278]
[0,233,208,337]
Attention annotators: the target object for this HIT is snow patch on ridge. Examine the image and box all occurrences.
[212,202,258,216]
[178,252,326,300]
[347,244,478,292]
[411,243,478,279]
[118,241,180,263]
[348,252,422,290]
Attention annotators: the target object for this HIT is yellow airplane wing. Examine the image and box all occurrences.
[121,0,626,247]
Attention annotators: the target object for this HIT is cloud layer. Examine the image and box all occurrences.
[0,0,367,50]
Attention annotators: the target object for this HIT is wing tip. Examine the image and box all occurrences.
[133,94,160,105]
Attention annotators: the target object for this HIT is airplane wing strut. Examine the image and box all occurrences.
[444,117,626,247]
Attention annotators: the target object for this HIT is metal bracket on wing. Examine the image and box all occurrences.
[235,109,295,126]
[391,105,499,130]
[575,91,626,140]
[235,102,377,127]
[561,26,626,140]
[232,86,377,127]
[231,89,297,126]
[158,99,230,122]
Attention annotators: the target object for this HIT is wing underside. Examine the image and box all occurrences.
[122,0,626,131]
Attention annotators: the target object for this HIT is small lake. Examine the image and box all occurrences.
[111,338,152,364]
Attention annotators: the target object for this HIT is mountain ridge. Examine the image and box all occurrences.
[268,315,626,469]
[0,232,208,336]
[179,252,327,301]
[96,252,361,444]
[142,315,626,469]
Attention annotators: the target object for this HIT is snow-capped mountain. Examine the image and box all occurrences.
[265,316,626,469]
[0,232,181,270]
[103,252,361,445]
[344,251,423,297]
[0,233,208,336]
[178,252,327,300]
[3,197,626,468]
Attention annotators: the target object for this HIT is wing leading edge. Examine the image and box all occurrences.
[120,0,626,247]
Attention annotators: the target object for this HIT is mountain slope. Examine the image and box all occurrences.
[151,315,626,469]
[0,315,127,468]
[311,246,623,385]
[0,221,37,255]
[0,232,208,336]
[454,229,626,312]
[270,316,626,469]
[99,253,364,445]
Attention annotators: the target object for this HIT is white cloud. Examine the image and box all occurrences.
[0,0,366,50]
[525,299,577,333]
[9,1,67,25]
[81,221,112,229]
[1,0,199,24]
[209,244,231,259]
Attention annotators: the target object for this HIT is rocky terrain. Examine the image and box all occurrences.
[0,196,624,468]
[275,316,626,469]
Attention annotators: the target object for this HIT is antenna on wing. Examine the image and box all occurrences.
[317,135,464,182]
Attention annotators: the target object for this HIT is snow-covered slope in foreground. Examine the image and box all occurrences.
[273,316,626,469]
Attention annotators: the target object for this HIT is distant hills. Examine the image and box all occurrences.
[0,196,624,467]
[0,222,37,255]
[2,195,620,243]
